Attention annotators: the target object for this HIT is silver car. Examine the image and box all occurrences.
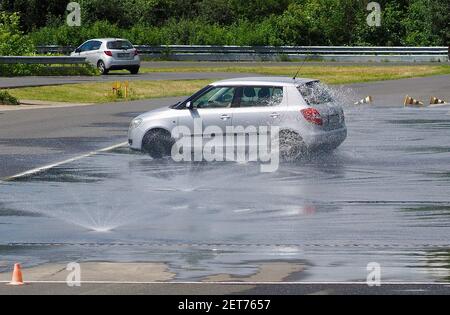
[128,77,347,159]
[71,38,140,75]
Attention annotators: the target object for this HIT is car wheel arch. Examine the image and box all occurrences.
[278,128,303,140]
[141,127,173,147]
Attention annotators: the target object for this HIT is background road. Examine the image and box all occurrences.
[1,61,447,89]
[1,75,449,179]
[0,72,250,89]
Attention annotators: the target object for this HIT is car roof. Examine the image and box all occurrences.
[89,38,131,42]
[212,77,318,87]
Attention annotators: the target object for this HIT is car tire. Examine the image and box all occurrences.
[142,129,175,159]
[279,130,306,161]
[129,67,140,75]
[97,60,109,75]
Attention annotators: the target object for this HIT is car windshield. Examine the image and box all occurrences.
[298,82,334,105]
[193,86,236,109]
[107,40,133,50]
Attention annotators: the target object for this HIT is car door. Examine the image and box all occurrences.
[75,41,93,63]
[177,86,236,156]
[82,41,102,64]
[231,86,287,153]
[87,40,102,64]
[73,41,88,56]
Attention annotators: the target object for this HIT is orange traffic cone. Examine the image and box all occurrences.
[404,95,424,107]
[430,96,447,106]
[8,264,24,286]
[354,96,374,105]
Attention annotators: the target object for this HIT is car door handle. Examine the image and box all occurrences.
[220,114,231,121]
[270,113,280,118]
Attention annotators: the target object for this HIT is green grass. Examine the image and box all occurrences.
[140,64,450,84]
[8,80,213,104]
[7,64,450,104]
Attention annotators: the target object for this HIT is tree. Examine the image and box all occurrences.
[0,12,38,76]
[0,0,67,31]
[0,12,35,55]
[402,0,436,45]
[354,1,406,46]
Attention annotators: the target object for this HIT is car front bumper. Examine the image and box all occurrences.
[128,125,147,151]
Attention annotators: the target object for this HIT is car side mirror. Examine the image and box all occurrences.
[186,101,193,110]
[75,48,81,53]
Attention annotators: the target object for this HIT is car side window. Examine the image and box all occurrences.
[192,87,236,109]
[238,86,284,107]
[91,41,102,51]
[80,41,92,52]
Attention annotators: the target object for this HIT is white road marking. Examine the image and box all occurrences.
[2,142,128,181]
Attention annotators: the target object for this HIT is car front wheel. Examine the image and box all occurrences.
[142,129,175,159]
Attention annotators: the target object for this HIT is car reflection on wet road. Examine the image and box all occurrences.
[0,105,449,282]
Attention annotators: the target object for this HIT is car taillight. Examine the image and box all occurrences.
[104,51,113,56]
[301,108,323,126]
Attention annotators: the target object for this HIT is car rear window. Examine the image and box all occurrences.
[107,40,134,50]
[298,82,333,105]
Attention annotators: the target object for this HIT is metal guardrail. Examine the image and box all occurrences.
[32,45,450,62]
[0,56,87,65]
[36,46,75,55]
[134,45,448,54]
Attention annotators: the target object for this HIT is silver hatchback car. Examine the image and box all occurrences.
[128,77,347,159]
[71,38,140,75]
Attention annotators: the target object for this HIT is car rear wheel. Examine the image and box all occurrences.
[97,60,109,75]
[279,130,306,161]
[142,129,175,159]
[129,67,140,75]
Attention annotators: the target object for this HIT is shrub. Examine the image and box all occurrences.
[0,90,20,105]
[0,12,44,76]
[0,12,36,55]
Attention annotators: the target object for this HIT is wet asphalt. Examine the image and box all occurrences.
[0,74,449,294]
[1,283,449,295]
[1,75,448,179]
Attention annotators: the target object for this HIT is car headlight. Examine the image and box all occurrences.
[130,118,143,129]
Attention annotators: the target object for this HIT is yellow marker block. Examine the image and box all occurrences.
[112,81,120,95]
[124,81,129,98]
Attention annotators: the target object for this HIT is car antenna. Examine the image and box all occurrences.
[293,48,310,80]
